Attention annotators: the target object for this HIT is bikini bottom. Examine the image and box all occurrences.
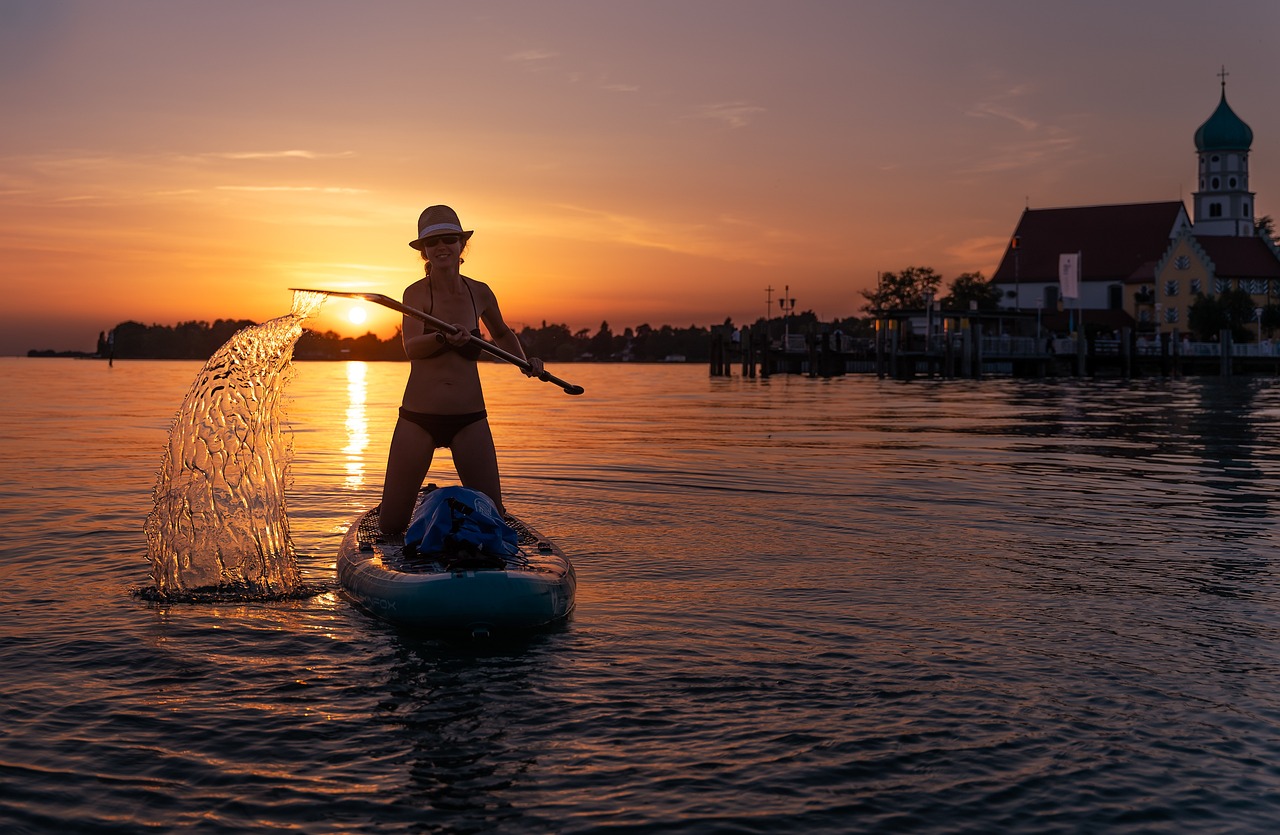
[398,407,488,448]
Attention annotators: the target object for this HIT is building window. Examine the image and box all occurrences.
[1216,278,1232,294]
[1230,177,1238,188]
[1165,280,1179,297]
[1250,279,1266,294]
[1210,203,1223,218]
[1212,177,1221,189]
[1190,278,1202,294]
[1244,202,1250,216]
[1165,307,1179,324]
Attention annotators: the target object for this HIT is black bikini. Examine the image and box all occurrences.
[398,407,488,448]
[400,279,488,448]
[428,279,484,360]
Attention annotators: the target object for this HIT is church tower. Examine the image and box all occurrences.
[1192,68,1255,237]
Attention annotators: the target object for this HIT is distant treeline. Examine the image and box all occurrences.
[43,312,875,362]
[294,320,737,362]
[32,268,1026,360]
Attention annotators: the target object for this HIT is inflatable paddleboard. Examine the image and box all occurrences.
[336,488,575,636]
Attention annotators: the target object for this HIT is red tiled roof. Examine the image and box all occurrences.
[993,202,1188,284]
[1192,235,1280,279]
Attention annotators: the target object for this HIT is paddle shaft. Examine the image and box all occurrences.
[291,288,584,395]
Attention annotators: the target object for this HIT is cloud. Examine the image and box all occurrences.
[693,102,765,129]
[958,83,1082,176]
[507,49,558,63]
[957,133,1080,176]
[966,103,1040,132]
[945,234,1012,270]
[215,185,368,194]
[213,150,355,161]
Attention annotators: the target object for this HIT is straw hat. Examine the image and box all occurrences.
[409,205,474,250]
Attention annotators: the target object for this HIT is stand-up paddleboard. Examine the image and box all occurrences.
[337,487,575,636]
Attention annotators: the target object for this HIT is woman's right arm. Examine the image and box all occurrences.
[401,283,448,359]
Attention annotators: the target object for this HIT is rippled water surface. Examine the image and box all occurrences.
[3,357,1280,833]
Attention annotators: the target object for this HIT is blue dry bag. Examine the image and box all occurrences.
[404,487,519,557]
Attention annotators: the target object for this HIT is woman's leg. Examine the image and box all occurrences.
[451,418,504,513]
[378,418,435,535]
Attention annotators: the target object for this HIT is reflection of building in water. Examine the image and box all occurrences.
[344,362,369,490]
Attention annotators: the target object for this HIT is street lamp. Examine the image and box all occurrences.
[778,285,796,344]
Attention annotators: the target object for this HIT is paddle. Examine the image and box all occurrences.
[291,288,585,395]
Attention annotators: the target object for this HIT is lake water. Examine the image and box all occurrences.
[3,356,1280,833]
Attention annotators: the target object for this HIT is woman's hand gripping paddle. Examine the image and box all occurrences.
[291,288,585,395]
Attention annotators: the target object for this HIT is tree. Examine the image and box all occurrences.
[518,322,576,361]
[1188,293,1224,341]
[589,320,614,359]
[1220,288,1261,342]
[860,266,943,313]
[1188,288,1259,342]
[941,271,1001,311]
[1261,303,1280,339]
[1256,215,1278,246]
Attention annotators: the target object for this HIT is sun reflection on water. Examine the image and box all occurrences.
[343,362,369,491]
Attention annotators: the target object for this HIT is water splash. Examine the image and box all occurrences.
[141,291,327,601]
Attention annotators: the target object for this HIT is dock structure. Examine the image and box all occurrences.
[710,310,1280,380]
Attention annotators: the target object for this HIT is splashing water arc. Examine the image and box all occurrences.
[144,292,327,599]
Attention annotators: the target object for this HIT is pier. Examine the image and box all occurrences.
[709,311,1280,380]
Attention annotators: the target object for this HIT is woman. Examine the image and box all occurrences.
[378,205,542,536]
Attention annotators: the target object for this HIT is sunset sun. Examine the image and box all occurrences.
[347,306,367,326]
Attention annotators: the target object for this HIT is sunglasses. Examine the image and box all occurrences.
[421,234,461,247]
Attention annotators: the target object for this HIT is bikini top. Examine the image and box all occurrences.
[427,279,484,361]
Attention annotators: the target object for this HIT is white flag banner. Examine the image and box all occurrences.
[1059,253,1081,300]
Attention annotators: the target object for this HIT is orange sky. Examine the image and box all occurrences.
[4,0,1280,354]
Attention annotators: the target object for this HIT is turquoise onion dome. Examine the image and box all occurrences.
[1195,89,1253,152]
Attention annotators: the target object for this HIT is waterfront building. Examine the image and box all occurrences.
[991,75,1280,338]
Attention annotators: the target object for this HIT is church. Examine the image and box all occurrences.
[990,75,1280,337]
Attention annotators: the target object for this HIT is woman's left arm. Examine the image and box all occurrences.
[479,281,545,376]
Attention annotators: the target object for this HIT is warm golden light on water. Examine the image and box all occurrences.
[343,362,369,491]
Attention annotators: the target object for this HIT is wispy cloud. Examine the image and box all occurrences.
[213,150,355,161]
[965,84,1040,131]
[945,234,1011,269]
[959,83,1081,176]
[967,103,1040,132]
[507,49,558,63]
[693,102,765,129]
[958,133,1079,176]
[215,185,367,194]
